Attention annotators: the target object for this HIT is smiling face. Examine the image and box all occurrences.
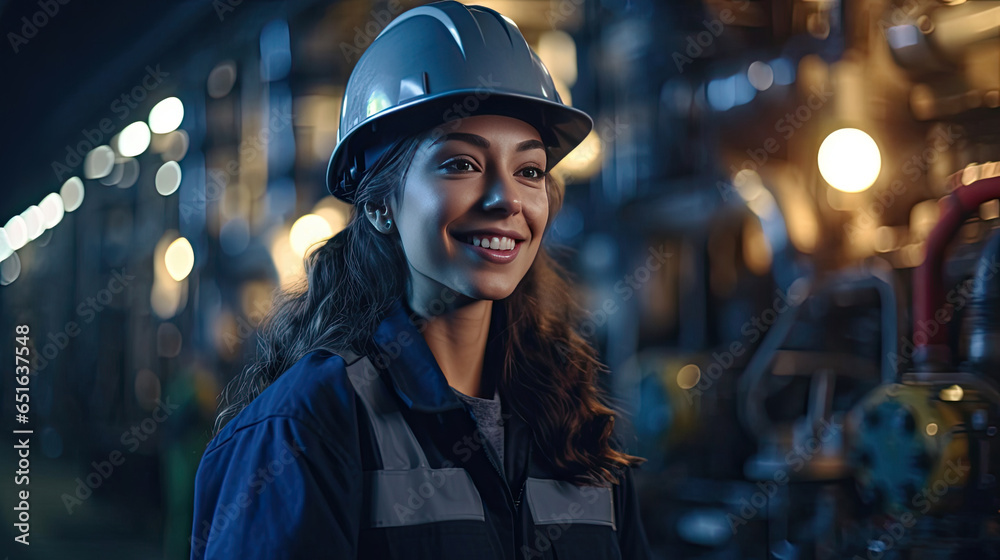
[387,114,549,306]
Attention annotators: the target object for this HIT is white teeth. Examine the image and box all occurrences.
[467,235,517,251]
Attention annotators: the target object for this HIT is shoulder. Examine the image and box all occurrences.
[205,349,359,455]
[191,351,367,558]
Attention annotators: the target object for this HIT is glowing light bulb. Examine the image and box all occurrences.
[818,128,882,193]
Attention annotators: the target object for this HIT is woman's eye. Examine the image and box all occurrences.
[441,160,544,180]
[443,159,476,172]
[519,166,545,180]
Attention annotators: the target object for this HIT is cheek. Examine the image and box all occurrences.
[526,192,549,234]
[400,184,443,231]
[398,186,466,258]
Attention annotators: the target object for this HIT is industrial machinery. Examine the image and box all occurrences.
[842,176,1000,558]
[612,0,1000,558]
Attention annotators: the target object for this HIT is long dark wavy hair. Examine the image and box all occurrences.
[214,126,644,485]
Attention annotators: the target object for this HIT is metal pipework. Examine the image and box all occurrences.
[913,174,1000,370]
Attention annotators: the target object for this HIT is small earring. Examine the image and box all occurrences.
[378,215,393,234]
[382,205,393,231]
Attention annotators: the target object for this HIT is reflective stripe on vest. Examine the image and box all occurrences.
[340,350,486,529]
[523,477,616,530]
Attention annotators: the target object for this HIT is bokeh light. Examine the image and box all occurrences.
[748,61,774,91]
[84,146,115,179]
[164,236,195,281]
[60,177,85,211]
[39,193,65,229]
[1,252,22,285]
[118,121,151,157]
[148,97,184,134]
[0,229,11,261]
[289,214,333,258]
[4,216,28,250]
[155,161,182,196]
[21,205,45,240]
[818,128,882,193]
[677,364,702,390]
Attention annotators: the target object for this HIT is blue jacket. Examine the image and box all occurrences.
[190,296,652,559]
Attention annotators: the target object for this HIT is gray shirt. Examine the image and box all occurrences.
[452,387,505,471]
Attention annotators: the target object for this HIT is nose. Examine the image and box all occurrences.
[481,171,522,215]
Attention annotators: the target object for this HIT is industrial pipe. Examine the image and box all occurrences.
[913,174,1000,369]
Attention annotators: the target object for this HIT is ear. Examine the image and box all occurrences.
[363,200,395,234]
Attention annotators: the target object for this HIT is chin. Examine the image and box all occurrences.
[467,287,515,301]
[457,279,518,302]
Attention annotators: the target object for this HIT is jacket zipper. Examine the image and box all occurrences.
[466,407,523,557]
[466,408,520,511]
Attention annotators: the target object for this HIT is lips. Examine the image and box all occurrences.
[453,228,526,242]
[462,234,517,251]
[451,231,523,264]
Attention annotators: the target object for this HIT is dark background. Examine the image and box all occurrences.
[2,0,1000,558]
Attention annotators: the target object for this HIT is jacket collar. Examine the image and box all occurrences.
[371,295,506,414]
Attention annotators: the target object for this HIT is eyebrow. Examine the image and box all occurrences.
[431,132,545,153]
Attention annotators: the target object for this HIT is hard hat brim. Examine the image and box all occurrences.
[326,89,594,203]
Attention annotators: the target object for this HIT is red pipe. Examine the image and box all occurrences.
[914,174,1000,368]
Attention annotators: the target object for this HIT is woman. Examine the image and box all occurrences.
[191,2,651,559]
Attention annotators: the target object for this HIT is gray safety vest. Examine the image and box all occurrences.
[337,349,618,532]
